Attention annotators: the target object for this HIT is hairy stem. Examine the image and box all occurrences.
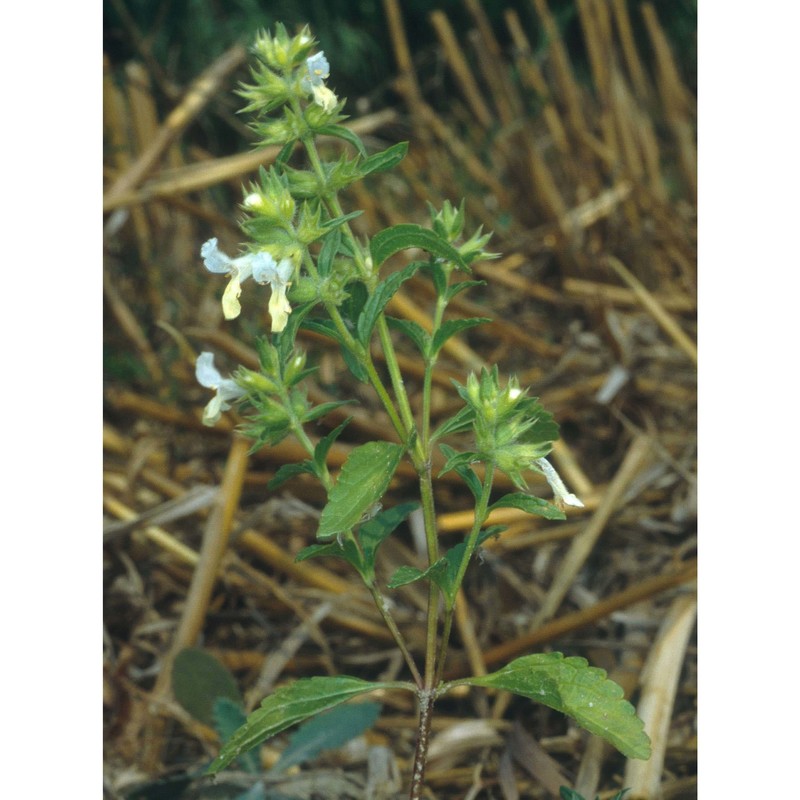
[409,689,436,800]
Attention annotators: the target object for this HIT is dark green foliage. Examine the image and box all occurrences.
[271,702,382,774]
[172,648,243,727]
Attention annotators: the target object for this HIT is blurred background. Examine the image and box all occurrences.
[103,1,697,798]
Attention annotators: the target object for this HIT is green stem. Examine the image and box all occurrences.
[298,121,423,463]
[284,389,421,682]
[368,583,423,687]
[434,462,495,685]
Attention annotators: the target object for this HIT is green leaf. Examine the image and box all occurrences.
[302,400,355,424]
[294,537,366,575]
[431,317,491,356]
[274,302,316,360]
[437,447,480,480]
[431,405,476,441]
[387,564,427,589]
[295,538,362,574]
[172,648,242,727]
[315,124,368,158]
[386,316,431,356]
[271,702,381,774]
[301,317,342,343]
[370,223,469,271]
[387,527,497,601]
[322,210,364,231]
[274,140,296,167]
[268,461,316,490]
[313,418,352,475]
[449,654,652,760]
[341,281,368,329]
[206,676,398,775]
[356,262,422,346]
[445,279,486,303]
[428,260,448,295]
[489,492,566,521]
[341,344,370,383]
[317,441,405,540]
[360,142,409,176]
[212,697,261,774]
[317,229,341,277]
[357,502,419,582]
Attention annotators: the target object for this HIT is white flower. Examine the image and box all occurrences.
[195,352,246,426]
[310,83,338,112]
[300,52,338,112]
[302,52,330,88]
[252,252,294,333]
[534,457,585,509]
[200,238,294,331]
[243,193,264,210]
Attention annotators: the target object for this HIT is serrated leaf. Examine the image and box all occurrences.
[356,262,422,346]
[271,702,381,774]
[206,676,397,775]
[431,317,491,356]
[317,441,405,540]
[360,142,408,175]
[213,697,261,774]
[268,461,316,490]
[489,492,566,521]
[172,648,242,726]
[370,223,469,271]
[386,316,431,356]
[450,654,651,760]
[315,124,368,158]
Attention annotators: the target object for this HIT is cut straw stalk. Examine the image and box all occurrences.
[141,434,250,770]
[624,594,697,798]
[605,255,698,365]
